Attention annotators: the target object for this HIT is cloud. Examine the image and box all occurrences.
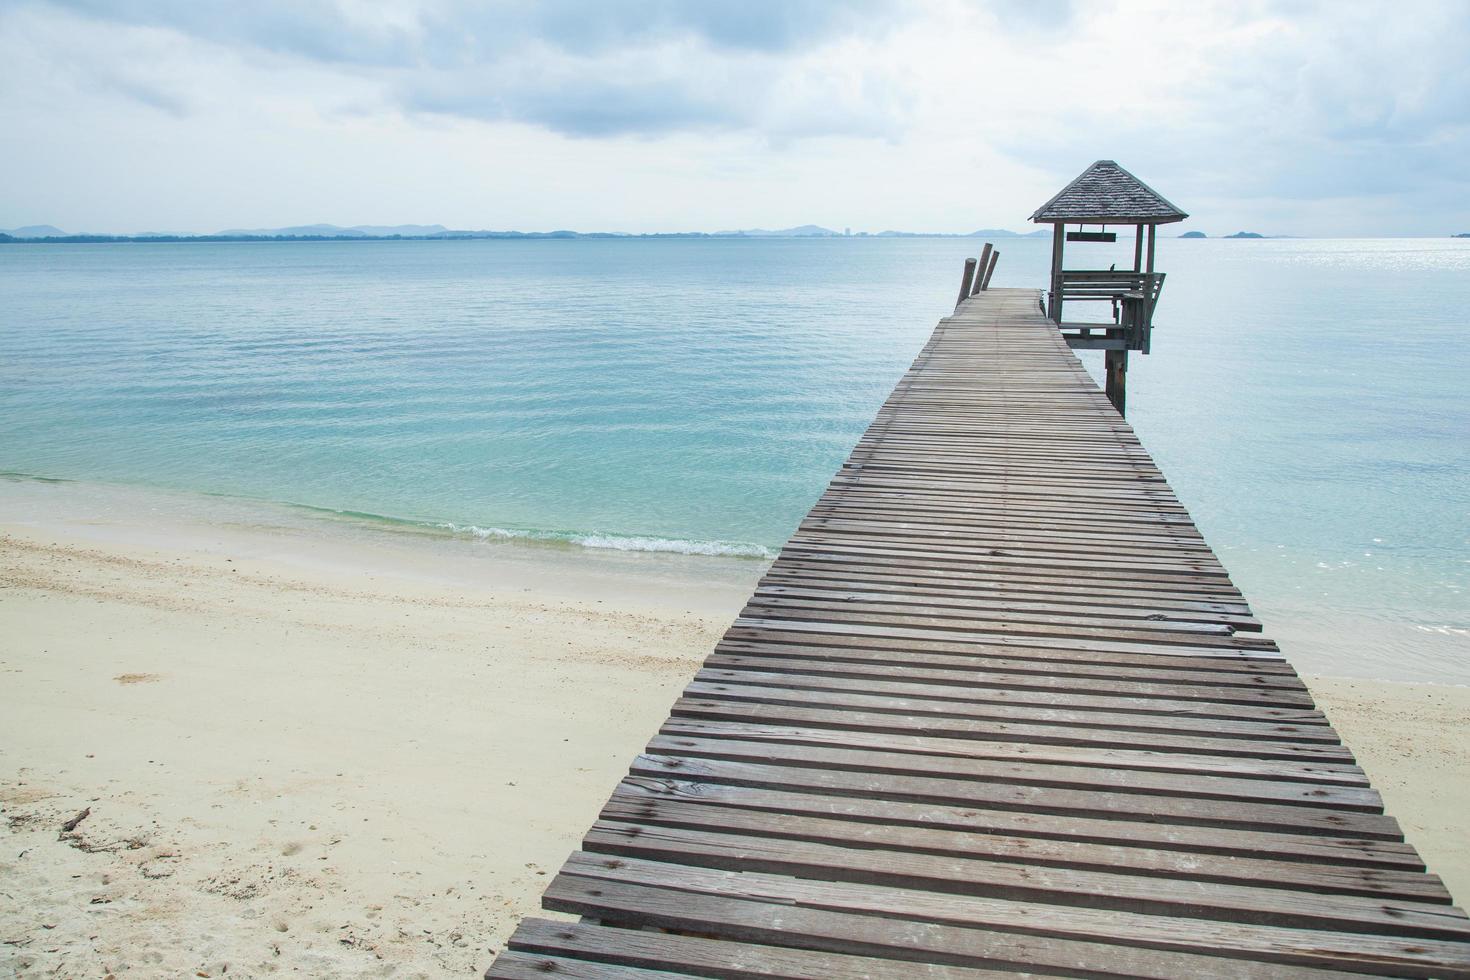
[30,0,914,139]
[3,0,1468,234]
[45,0,892,61]
[966,1,1470,213]
[394,35,914,141]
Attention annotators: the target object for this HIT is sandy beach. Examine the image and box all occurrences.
[2,493,1467,978]
[0,493,761,978]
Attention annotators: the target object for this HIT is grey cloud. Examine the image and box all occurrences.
[42,0,895,63]
[34,0,913,139]
[1003,1,1470,210]
[41,0,416,64]
[406,71,744,138]
[445,1,895,56]
[987,0,1076,33]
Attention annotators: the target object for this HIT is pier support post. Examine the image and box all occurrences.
[981,249,999,290]
[957,258,977,307]
[971,244,993,295]
[1105,349,1127,415]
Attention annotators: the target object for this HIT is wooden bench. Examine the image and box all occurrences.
[1054,270,1166,352]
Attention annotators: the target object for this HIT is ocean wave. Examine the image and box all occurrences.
[433,521,773,559]
[1412,625,1470,637]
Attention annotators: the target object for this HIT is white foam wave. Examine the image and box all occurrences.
[433,521,773,559]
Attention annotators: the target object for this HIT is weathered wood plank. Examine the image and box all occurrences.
[611,777,1424,868]
[502,917,1024,979]
[554,854,1470,977]
[692,666,1326,724]
[533,882,1357,979]
[659,718,1366,785]
[582,821,1463,937]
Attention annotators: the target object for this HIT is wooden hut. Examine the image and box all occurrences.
[1031,160,1187,413]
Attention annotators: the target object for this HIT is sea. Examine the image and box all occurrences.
[2,236,1467,682]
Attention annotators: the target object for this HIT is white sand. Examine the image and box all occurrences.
[0,512,757,978]
[2,499,1466,977]
[1304,675,1470,903]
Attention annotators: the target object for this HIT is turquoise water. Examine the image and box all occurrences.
[2,238,1468,680]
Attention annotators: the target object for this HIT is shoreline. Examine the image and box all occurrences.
[0,474,771,615]
[1,469,777,561]
[2,482,1467,975]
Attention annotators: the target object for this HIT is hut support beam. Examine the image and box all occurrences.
[1047,223,1064,322]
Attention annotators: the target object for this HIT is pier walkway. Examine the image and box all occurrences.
[488,289,1470,978]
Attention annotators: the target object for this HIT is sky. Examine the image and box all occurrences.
[2,0,1467,237]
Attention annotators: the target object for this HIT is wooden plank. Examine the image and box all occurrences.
[704,652,1308,706]
[503,917,1022,979]
[639,737,1385,823]
[554,854,1470,977]
[691,667,1327,724]
[674,687,1342,754]
[487,950,677,978]
[611,777,1425,869]
[714,633,1298,680]
[627,753,1398,840]
[582,821,1463,937]
[659,719,1366,785]
[750,591,1262,635]
[730,619,1283,663]
[534,881,1356,979]
[738,602,1267,649]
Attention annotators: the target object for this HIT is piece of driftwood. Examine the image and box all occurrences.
[60,807,91,833]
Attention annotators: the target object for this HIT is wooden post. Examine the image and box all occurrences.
[1105,349,1127,415]
[1048,224,1064,322]
[957,258,977,307]
[972,243,993,294]
[1146,224,1156,274]
[981,249,999,290]
[1133,223,1144,272]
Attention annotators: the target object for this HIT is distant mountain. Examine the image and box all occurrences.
[349,224,452,237]
[1179,231,1207,239]
[1224,231,1265,239]
[966,228,1052,238]
[713,224,840,237]
[1455,233,1470,238]
[217,224,365,237]
[1,224,66,237]
[215,223,451,238]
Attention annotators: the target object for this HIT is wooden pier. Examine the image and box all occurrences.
[488,288,1470,978]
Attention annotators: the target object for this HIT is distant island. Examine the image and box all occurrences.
[1455,233,1470,238]
[1224,231,1266,239]
[964,228,1053,239]
[1178,231,1207,239]
[0,222,1055,244]
[0,224,66,238]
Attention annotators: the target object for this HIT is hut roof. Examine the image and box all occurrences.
[1030,160,1187,225]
